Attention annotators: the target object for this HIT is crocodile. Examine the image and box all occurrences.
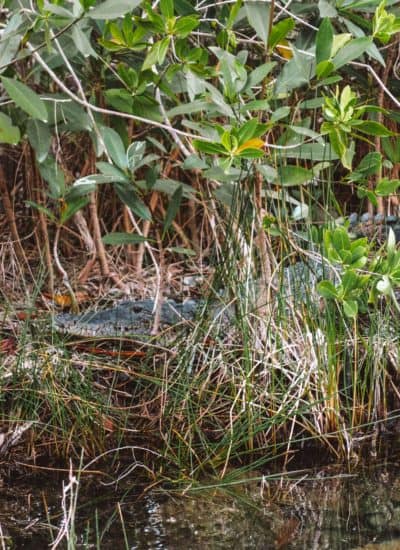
[54,299,212,339]
[53,262,325,339]
[53,213,400,340]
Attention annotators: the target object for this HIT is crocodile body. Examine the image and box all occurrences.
[349,212,400,242]
[53,263,322,339]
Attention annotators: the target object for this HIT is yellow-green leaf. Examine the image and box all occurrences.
[236,138,264,153]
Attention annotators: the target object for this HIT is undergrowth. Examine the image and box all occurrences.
[2,196,400,482]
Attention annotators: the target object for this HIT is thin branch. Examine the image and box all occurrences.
[26,43,210,143]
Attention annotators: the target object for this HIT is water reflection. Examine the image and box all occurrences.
[1,462,400,549]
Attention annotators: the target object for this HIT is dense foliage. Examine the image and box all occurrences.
[1,1,400,291]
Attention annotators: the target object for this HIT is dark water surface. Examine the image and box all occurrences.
[1,459,400,549]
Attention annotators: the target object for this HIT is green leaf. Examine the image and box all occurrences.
[235,148,264,159]
[163,184,183,236]
[375,178,400,196]
[269,18,294,51]
[52,99,92,132]
[315,18,333,64]
[142,42,160,72]
[331,227,350,252]
[332,36,372,70]
[154,178,195,198]
[299,98,325,109]
[0,32,21,74]
[289,126,322,141]
[348,152,382,183]
[174,15,199,37]
[204,82,234,117]
[240,99,271,112]
[277,165,313,186]
[160,0,174,18]
[167,100,209,117]
[316,60,334,79]
[105,88,134,113]
[26,120,51,163]
[96,162,129,182]
[100,126,127,170]
[157,36,170,64]
[182,155,208,170]
[352,120,394,137]
[142,37,170,70]
[42,3,73,17]
[317,280,338,299]
[237,119,264,143]
[71,23,97,58]
[318,0,337,17]
[60,197,90,224]
[25,200,56,223]
[193,140,227,155]
[343,300,358,318]
[88,0,142,19]
[382,137,400,163]
[284,142,339,161]
[331,34,352,58]
[274,48,315,94]
[175,0,196,15]
[127,141,147,172]
[1,77,48,122]
[373,0,400,44]
[227,0,242,30]
[0,112,20,145]
[327,128,353,169]
[353,151,382,176]
[221,130,232,151]
[357,188,378,207]
[66,183,96,200]
[245,1,271,47]
[245,62,276,90]
[114,182,152,220]
[270,106,291,122]
[316,75,342,88]
[38,157,65,199]
[102,232,147,245]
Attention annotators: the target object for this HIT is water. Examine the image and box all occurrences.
[1,461,400,549]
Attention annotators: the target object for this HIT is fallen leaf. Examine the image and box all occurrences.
[45,292,90,308]
[0,337,16,354]
[16,311,37,321]
[102,416,115,432]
